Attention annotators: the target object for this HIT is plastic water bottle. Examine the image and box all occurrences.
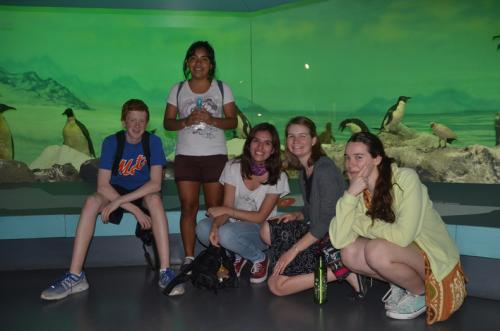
[314,253,327,304]
[191,97,206,133]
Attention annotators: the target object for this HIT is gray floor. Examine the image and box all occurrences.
[1,266,499,331]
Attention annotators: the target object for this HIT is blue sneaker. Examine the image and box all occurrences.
[41,271,89,301]
[159,268,186,296]
[386,292,426,320]
[158,268,176,289]
[382,283,406,310]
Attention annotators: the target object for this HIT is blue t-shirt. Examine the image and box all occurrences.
[99,133,167,191]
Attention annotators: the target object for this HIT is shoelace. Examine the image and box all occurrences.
[50,272,78,288]
[251,260,265,273]
[381,287,393,303]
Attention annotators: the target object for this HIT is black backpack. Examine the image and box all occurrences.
[112,130,159,270]
[163,245,239,295]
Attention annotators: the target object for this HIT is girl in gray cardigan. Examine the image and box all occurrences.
[261,116,363,297]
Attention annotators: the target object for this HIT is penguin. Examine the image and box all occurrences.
[339,118,370,134]
[318,122,335,144]
[233,105,252,139]
[430,122,457,148]
[62,108,96,157]
[493,35,500,51]
[379,96,411,132]
[495,111,500,146]
[0,103,15,160]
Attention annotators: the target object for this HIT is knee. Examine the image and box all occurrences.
[143,192,162,209]
[217,226,236,248]
[83,193,104,210]
[340,244,359,269]
[260,222,271,245]
[267,275,286,297]
[195,218,211,245]
[180,201,199,215]
[364,239,391,270]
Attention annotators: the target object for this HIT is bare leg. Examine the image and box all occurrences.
[202,181,223,210]
[365,239,425,294]
[342,237,425,294]
[144,192,170,269]
[177,180,201,257]
[69,193,108,274]
[260,221,271,245]
[268,268,339,296]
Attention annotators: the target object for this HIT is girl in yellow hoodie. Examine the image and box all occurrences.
[329,132,466,324]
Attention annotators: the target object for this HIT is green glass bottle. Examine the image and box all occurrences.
[314,253,327,304]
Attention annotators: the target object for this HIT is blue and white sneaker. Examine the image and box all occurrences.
[382,283,406,310]
[158,268,176,289]
[41,271,89,301]
[159,268,185,296]
[386,292,427,320]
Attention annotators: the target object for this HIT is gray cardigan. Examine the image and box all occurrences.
[299,156,346,239]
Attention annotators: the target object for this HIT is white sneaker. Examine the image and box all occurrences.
[41,271,89,301]
[382,283,406,310]
[168,284,186,296]
[386,292,426,320]
[181,256,194,275]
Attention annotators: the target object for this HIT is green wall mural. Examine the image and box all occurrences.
[1,0,499,183]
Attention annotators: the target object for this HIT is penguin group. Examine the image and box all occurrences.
[0,103,16,160]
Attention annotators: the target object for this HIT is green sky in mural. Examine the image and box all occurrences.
[251,0,500,111]
[1,0,499,112]
[0,0,499,165]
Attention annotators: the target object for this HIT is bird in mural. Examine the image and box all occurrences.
[233,106,252,139]
[318,122,335,144]
[0,103,16,160]
[379,96,411,132]
[339,118,370,134]
[495,111,500,146]
[430,122,457,148]
[493,35,500,51]
[62,108,96,157]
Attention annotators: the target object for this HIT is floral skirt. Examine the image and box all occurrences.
[268,220,328,276]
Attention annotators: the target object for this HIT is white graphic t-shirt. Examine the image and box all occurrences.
[219,161,290,222]
[167,80,234,156]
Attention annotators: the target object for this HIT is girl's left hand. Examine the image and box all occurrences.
[207,206,230,219]
[272,247,299,276]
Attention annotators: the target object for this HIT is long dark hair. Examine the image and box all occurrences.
[284,116,326,169]
[183,41,216,80]
[347,132,396,223]
[236,123,282,185]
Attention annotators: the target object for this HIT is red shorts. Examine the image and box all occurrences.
[174,154,227,183]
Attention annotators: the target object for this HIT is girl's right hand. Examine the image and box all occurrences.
[347,166,369,196]
[271,213,298,223]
